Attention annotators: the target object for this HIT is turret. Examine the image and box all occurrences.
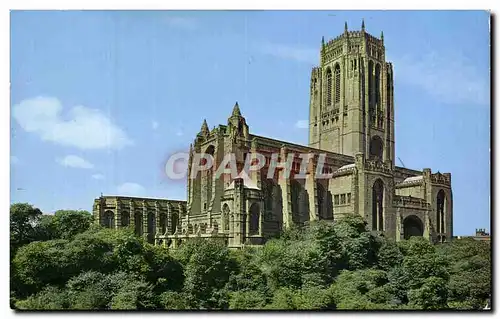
[227,102,249,140]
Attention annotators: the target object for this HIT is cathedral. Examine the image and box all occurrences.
[92,22,453,249]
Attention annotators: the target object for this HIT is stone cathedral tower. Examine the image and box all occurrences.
[94,21,453,249]
[309,21,395,169]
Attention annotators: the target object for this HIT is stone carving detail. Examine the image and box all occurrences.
[430,172,450,186]
[393,195,430,209]
[364,159,391,174]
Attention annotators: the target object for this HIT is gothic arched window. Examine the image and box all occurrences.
[326,68,332,106]
[223,204,230,231]
[372,179,384,231]
[436,190,446,235]
[159,213,167,234]
[375,63,381,106]
[171,212,178,234]
[204,145,215,212]
[134,212,143,236]
[249,203,260,235]
[334,64,341,104]
[369,135,384,160]
[121,211,129,227]
[103,210,114,228]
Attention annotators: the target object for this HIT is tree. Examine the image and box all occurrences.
[10,203,43,251]
[408,276,448,309]
[50,210,93,239]
[177,239,238,309]
[12,239,69,297]
[437,238,491,309]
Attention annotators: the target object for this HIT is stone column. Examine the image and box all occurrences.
[305,154,318,222]
[231,178,245,246]
[395,208,402,242]
[355,153,366,220]
[129,200,135,233]
[142,202,148,238]
[246,199,251,238]
[259,199,264,236]
[155,202,161,236]
[114,198,120,229]
[278,146,292,229]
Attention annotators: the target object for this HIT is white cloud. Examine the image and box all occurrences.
[116,182,146,196]
[57,155,94,169]
[152,121,159,130]
[164,16,197,31]
[176,130,184,136]
[258,42,317,64]
[393,51,489,106]
[12,96,133,150]
[11,156,19,165]
[294,120,309,129]
[92,174,105,180]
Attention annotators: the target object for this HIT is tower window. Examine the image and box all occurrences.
[334,195,339,205]
[326,68,332,105]
[335,64,341,104]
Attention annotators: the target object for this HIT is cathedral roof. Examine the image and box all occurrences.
[337,163,355,171]
[403,175,423,183]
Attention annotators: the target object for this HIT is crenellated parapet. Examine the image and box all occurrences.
[364,159,392,174]
[430,172,451,186]
[393,195,431,210]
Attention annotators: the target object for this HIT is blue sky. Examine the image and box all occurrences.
[10,10,490,235]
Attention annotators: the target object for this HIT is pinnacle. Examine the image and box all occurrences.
[200,119,209,134]
[231,101,242,117]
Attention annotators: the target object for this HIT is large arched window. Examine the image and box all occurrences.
[159,213,167,235]
[334,64,341,104]
[386,70,392,111]
[291,180,308,225]
[249,203,260,235]
[262,179,274,212]
[368,60,375,125]
[326,68,332,106]
[317,182,333,220]
[170,212,179,234]
[134,212,143,236]
[368,60,374,104]
[436,190,446,235]
[222,204,230,231]
[204,145,215,212]
[147,212,155,234]
[147,212,155,243]
[375,63,381,106]
[103,210,114,228]
[403,215,424,239]
[121,211,129,227]
[369,135,384,160]
[372,179,384,231]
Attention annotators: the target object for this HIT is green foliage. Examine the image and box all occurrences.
[177,239,238,309]
[15,286,69,310]
[229,290,268,309]
[50,210,94,239]
[408,276,448,310]
[160,291,190,310]
[10,203,43,251]
[437,238,491,309]
[10,202,491,311]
